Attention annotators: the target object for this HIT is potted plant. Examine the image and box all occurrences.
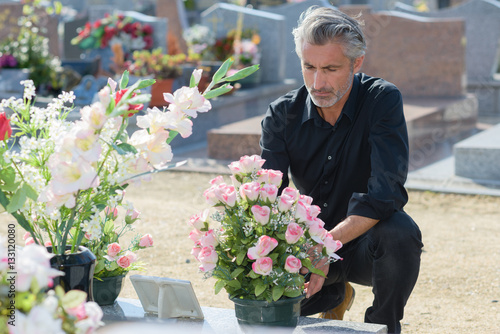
[188,155,342,328]
[127,48,186,107]
[0,59,258,299]
[0,240,103,333]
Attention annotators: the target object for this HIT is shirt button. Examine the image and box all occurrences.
[324,180,328,185]
[327,156,332,160]
[323,203,328,208]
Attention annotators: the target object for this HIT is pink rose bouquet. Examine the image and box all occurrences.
[188,155,342,302]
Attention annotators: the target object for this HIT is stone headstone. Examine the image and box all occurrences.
[201,3,286,84]
[156,0,188,54]
[394,0,500,116]
[0,2,59,57]
[261,0,334,85]
[63,15,90,60]
[58,0,89,13]
[341,5,466,98]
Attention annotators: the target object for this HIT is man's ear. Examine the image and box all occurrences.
[353,55,364,73]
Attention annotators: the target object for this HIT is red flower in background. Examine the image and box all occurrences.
[115,89,143,118]
[0,112,12,141]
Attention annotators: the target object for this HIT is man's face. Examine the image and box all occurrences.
[300,41,363,109]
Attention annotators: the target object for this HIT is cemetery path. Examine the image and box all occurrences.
[119,171,500,334]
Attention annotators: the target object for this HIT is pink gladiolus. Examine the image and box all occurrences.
[44,241,52,247]
[23,232,31,240]
[25,237,35,246]
[198,246,218,272]
[214,183,236,207]
[163,86,211,118]
[139,234,153,247]
[260,184,278,203]
[129,129,173,168]
[107,242,121,257]
[48,156,99,196]
[285,222,304,244]
[278,194,295,212]
[284,255,302,273]
[251,205,271,225]
[252,257,273,276]
[192,68,202,85]
[247,235,278,259]
[164,104,194,138]
[239,181,261,202]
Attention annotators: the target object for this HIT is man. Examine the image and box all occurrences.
[259,6,423,333]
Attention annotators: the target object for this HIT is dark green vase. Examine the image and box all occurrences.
[92,274,126,306]
[231,295,305,328]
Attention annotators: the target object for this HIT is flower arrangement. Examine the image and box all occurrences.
[71,13,154,51]
[188,155,342,302]
[0,240,103,333]
[0,57,258,282]
[212,29,261,67]
[127,48,186,80]
[183,24,216,62]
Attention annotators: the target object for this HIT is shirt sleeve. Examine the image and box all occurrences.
[347,89,409,220]
[259,104,291,191]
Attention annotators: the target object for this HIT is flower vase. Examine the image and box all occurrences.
[49,246,96,301]
[231,295,305,329]
[150,78,174,107]
[92,274,126,306]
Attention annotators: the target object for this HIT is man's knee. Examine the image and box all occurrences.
[371,211,423,254]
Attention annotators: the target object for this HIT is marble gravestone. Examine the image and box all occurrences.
[201,3,286,84]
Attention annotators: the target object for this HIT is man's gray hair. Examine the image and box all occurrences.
[292,6,366,61]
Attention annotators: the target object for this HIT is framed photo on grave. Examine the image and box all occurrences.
[130,274,204,319]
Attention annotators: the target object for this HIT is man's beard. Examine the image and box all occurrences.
[307,69,354,109]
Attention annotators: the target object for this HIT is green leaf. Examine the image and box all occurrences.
[226,279,241,289]
[212,58,234,84]
[0,167,19,191]
[137,79,156,89]
[112,142,138,155]
[231,267,245,279]
[61,290,87,309]
[272,285,285,301]
[283,289,303,298]
[214,280,226,294]
[6,187,26,213]
[223,65,259,82]
[189,71,198,88]
[23,183,38,201]
[120,71,130,90]
[248,270,259,279]
[255,283,267,297]
[236,250,246,265]
[94,259,105,274]
[203,83,233,100]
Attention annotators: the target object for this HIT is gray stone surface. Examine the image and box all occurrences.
[201,3,286,84]
[260,0,334,87]
[453,122,500,181]
[98,298,387,333]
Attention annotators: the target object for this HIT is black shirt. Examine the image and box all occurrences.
[260,73,409,230]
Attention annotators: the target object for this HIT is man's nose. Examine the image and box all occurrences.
[313,71,326,90]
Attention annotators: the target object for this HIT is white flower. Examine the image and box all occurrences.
[11,305,65,334]
[163,86,211,118]
[129,129,173,168]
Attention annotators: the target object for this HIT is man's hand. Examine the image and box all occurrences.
[301,244,330,298]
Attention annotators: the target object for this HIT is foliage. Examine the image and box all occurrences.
[127,48,186,80]
[188,155,342,302]
[0,242,103,333]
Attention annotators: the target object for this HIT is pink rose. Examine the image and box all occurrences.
[107,242,121,257]
[238,155,266,174]
[295,201,311,223]
[278,194,295,212]
[117,251,137,268]
[214,183,236,207]
[323,233,343,260]
[285,222,304,244]
[251,205,271,225]
[23,232,31,240]
[188,228,203,242]
[282,187,299,201]
[252,257,273,276]
[188,209,209,230]
[191,241,202,259]
[200,229,218,247]
[104,206,118,219]
[256,169,283,186]
[247,235,278,260]
[139,234,153,247]
[65,303,86,321]
[197,246,218,272]
[209,175,224,186]
[284,255,302,273]
[307,218,328,243]
[260,184,278,203]
[298,194,313,205]
[126,208,140,220]
[239,181,261,202]
[203,186,218,206]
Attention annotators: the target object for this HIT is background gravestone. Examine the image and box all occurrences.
[341,5,466,98]
[201,3,286,84]
[394,0,500,116]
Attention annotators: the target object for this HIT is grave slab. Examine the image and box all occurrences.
[98,297,387,334]
[453,122,500,181]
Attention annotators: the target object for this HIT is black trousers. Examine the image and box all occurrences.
[301,210,423,334]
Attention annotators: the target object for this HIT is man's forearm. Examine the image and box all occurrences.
[329,215,379,244]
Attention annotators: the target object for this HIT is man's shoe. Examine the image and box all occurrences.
[318,282,355,320]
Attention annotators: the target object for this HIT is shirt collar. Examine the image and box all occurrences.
[302,74,360,125]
